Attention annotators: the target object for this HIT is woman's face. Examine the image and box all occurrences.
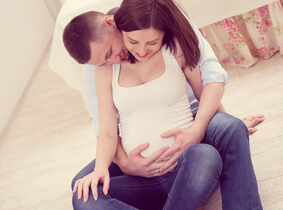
[122,27,164,62]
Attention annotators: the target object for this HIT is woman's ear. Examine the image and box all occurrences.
[102,16,117,28]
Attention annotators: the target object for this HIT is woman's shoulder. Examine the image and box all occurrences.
[95,64,113,83]
[172,38,185,69]
[96,64,113,72]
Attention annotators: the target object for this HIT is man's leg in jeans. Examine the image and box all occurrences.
[163,144,222,210]
[202,112,262,210]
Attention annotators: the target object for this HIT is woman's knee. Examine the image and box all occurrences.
[71,160,96,189]
[72,185,107,210]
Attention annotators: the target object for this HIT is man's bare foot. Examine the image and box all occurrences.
[242,114,265,135]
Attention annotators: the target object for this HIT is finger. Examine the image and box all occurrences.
[156,146,179,163]
[73,180,79,193]
[162,161,178,175]
[147,171,162,177]
[103,174,110,195]
[91,178,99,201]
[144,146,169,166]
[130,142,150,156]
[149,160,178,177]
[254,115,265,122]
[160,128,181,138]
[138,161,165,177]
[243,114,265,128]
[254,114,264,118]
[77,180,83,200]
[83,180,91,203]
[147,161,165,172]
[251,116,264,124]
[159,153,180,173]
[168,161,178,173]
[248,128,257,135]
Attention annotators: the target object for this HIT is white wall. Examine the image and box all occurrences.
[0,0,57,136]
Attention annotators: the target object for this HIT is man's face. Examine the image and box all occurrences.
[87,29,128,66]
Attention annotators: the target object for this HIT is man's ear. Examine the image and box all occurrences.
[102,16,116,28]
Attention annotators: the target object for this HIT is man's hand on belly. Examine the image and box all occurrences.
[157,126,203,173]
[120,143,177,177]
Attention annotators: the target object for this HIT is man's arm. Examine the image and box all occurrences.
[187,20,264,131]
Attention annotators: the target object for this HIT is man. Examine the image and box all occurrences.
[62,5,264,210]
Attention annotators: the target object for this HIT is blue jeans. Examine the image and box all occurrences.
[72,144,222,210]
[202,112,262,210]
[72,112,262,209]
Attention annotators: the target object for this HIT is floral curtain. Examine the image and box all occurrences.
[199,0,283,67]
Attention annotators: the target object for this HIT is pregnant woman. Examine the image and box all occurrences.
[70,0,262,209]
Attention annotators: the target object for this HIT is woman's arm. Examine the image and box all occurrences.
[94,65,119,169]
[73,65,118,202]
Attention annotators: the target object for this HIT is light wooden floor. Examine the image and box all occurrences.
[0,46,282,210]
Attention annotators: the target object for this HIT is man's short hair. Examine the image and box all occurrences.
[63,11,106,64]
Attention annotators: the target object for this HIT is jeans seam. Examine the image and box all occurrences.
[163,164,184,210]
[163,153,185,210]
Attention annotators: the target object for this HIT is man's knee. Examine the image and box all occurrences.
[184,144,222,168]
[182,144,222,196]
[206,112,249,140]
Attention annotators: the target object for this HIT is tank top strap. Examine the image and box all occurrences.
[161,45,184,77]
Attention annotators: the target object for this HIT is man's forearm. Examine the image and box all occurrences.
[193,83,225,139]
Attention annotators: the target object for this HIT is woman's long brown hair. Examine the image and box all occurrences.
[114,0,200,70]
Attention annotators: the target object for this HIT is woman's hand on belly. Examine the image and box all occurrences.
[157,126,203,173]
[120,142,177,177]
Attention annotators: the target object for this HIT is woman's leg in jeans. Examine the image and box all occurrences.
[203,112,263,210]
[163,144,222,210]
[72,160,168,210]
[72,160,138,210]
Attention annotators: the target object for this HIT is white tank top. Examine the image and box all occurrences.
[112,46,194,157]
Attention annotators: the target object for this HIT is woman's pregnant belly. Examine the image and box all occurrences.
[120,109,192,157]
